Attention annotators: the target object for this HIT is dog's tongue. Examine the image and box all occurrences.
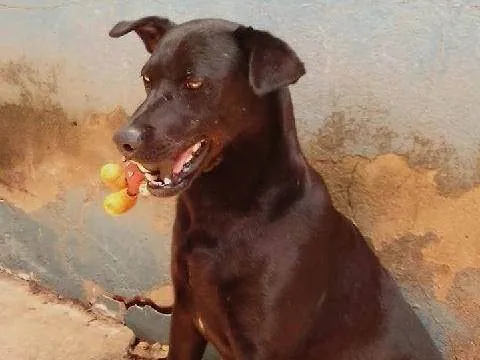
[172,144,196,175]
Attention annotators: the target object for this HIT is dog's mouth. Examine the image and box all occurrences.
[132,139,210,197]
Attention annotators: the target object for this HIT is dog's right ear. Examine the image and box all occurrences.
[109,16,175,53]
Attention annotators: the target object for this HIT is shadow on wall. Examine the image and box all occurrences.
[0,60,479,359]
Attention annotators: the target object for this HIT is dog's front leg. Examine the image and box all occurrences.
[167,302,207,360]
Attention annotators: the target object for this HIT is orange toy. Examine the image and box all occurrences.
[100,161,146,216]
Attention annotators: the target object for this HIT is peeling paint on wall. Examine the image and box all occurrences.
[309,111,480,195]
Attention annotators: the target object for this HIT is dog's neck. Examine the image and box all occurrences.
[180,88,309,217]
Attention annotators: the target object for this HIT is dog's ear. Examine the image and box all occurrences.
[109,16,175,53]
[233,26,305,96]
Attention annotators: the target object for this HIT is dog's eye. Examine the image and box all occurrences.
[142,75,152,90]
[185,76,203,90]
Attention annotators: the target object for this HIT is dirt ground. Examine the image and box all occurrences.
[0,271,133,360]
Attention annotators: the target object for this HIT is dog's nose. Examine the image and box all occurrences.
[113,127,144,155]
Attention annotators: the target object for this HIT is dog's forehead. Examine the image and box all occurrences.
[146,19,242,79]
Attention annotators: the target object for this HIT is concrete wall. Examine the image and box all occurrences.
[0,1,479,359]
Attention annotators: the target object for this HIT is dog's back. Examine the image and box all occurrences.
[303,206,442,359]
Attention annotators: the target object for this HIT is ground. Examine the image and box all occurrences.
[0,271,133,360]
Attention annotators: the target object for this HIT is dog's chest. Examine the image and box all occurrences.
[183,247,236,352]
[184,247,219,288]
[179,227,261,352]
[180,221,258,288]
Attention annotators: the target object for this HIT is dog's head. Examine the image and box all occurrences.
[109,17,305,197]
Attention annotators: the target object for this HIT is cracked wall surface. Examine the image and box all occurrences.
[0,1,479,359]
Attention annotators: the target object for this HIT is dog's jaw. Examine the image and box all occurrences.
[131,139,211,197]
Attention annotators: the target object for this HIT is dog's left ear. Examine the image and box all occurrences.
[233,26,305,96]
[109,16,175,53]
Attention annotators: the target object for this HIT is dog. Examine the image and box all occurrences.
[108,16,443,360]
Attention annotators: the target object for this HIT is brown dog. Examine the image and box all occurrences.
[109,16,443,360]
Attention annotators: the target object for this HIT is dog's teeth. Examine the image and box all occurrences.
[139,182,151,196]
[145,173,157,182]
[192,142,202,153]
[164,177,172,185]
[131,161,151,174]
[150,179,165,187]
